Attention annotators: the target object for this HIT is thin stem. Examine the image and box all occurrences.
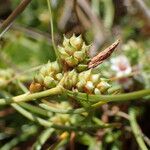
[0,0,32,38]
[129,108,148,150]
[1,125,37,150]
[19,102,52,117]
[102,0,114,29]
[11,103,53,127]
[33,128,54,150]
[90,89,150,102]
[47,0,60,62]
[40,100,107,114]
[12,102,114,131]
[1,89,51,117]
[39,103,85,114]
[67,89,150,103]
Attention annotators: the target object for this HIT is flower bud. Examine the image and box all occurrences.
[32,61,62,91]
[44,76,57,88]
[76,79,86,92]
[58,34,90,68]
[76,64,88,72]
[40,66,48,76]
[34,74,44,84]
[58,46,69,58]
[107,85,121,94]
[64,70,78,89]
[90,74,100,84]
[85,81,94,93]
[70,34,83,50]
[94,88,101,95]
[65,56,78,67]
[55,73,63,81]
[97,81,111,93]
[63,36,70,47]
[74,51,85,61]
[51,61,60,72]
[81,42,91,52]
[29,82,43,93]
[65,44,76,55]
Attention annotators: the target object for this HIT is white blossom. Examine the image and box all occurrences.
[111,55,132,77]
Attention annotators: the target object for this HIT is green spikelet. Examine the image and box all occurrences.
[63,69,78,89]
[58,34,90,68]
[76,70,112,94]
[33,61,62,90]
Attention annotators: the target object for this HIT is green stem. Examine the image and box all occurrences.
[39,103,85,114]
[12,103,114,131]
[19,102,52,117]
[0,86,63,105]
[1,90,52,117]
[68,89,150,103]
[11,103,53,127]
[129,108,148,150]
[90,89,150,102]
[1,125,37,150]
[47,0,61,63]
[102,0,114,29]
[33,128,54,150]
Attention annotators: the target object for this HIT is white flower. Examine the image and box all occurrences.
[111,55,132,77]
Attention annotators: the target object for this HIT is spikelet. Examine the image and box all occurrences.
[76,70,111,94]
[58,34,90,68]
[30,61,62,92]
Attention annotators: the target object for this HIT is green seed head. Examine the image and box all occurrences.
[76,70,111,94]
[44,76,57,88]
[58,34,90,68]
[64,70,78,89]
[33,61,62,91]
[70,34,83,50]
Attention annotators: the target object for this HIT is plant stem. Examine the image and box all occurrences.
[33,128,54,150]
[40,100,107,114]
[0,125,37,150]
[0,86,63,105]
[90,89,150,102]
[11,103,53,127]
[129,108,148,150]
[19,102,52,117]
[12,102,113,131]
[0,0,32,38]
[68,89,150,103]
[39,103,85,114]
[47,0,60,63]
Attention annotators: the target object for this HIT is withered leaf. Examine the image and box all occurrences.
[88,39,120,68]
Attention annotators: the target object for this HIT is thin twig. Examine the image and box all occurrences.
[0,0,32,38]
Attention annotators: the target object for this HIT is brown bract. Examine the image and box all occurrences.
[88,39,120,69]
[29,82,43,93]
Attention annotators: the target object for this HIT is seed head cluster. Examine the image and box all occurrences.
[30,35,112,94]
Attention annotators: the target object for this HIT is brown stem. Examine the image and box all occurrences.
[70,132,76,150]
[0,0,32,35]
